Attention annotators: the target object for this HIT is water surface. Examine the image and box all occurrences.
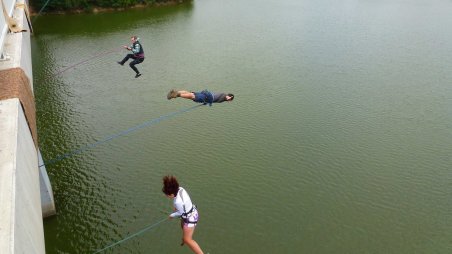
[33,0,452,253]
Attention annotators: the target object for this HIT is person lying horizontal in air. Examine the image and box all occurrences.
[167,89,234,106]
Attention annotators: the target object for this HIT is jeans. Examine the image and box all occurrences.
[120,54,144,74]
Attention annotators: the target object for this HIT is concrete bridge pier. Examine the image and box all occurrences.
[1,0,55,253]
[39,151,56,218]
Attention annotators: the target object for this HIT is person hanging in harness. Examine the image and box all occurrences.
[167,89,234,106]
[162,175,204,254]
[117,35,145,78]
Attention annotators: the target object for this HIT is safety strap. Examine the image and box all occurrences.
[201,90,214,106]
[178,188,195,218]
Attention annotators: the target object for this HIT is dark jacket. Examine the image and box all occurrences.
[131,39,144,58]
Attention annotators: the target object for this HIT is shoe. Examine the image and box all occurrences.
[135,73,142,78]
[167,89,178,100]
[117,61,123,66]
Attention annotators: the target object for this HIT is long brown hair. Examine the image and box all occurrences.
[162,175,179,196]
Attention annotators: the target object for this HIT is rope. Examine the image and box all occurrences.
[1,0,22,32]
[93,217,169,254]
[33,0,52,22]
[53,47,123,76]
[39,104,203,167]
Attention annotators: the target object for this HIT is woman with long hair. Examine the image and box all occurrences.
[162,175,204,254]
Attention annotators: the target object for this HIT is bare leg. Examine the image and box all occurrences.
[182,226,204,254]
[180,219,185,246]
[177,91,195,100]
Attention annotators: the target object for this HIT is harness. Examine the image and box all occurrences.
[200,90,214,106]
[178,188,198,224]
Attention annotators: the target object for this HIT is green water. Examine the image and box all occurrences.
[32,0,452,253]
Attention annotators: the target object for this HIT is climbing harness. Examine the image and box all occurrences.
[200,89,214,106]
[178,188,198,225]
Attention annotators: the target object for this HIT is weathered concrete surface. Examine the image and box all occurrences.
[0,0,53,253]
[0,99,45,254]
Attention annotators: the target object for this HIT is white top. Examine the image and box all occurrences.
[170,187,194,218]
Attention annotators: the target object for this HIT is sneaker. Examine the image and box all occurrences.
[117,61,123,66]
[167,89,178,100]
[135,73,142,78]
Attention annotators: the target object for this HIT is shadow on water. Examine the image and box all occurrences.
[32,2,193,36]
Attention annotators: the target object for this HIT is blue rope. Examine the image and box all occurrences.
[39,104,203,167]
[93,217,169,254]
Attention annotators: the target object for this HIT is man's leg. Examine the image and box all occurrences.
[130,58,144,77]
[167,90,194,100]
[178,91,195,99]
[118,54,133,65]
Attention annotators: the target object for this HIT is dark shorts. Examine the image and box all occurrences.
[193,91,214,105]
[193,92,207,103]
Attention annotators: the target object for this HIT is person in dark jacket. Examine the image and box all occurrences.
[167,89,234,106]
[117,36,145,78]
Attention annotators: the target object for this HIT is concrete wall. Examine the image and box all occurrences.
[0,0,52,253]
[1,0,33,78]
[39,151,56,218]
[0,99,45,254]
